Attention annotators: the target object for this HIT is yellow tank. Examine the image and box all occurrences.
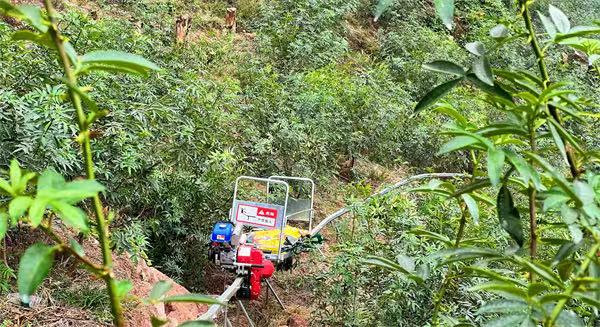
[249,226,308,254]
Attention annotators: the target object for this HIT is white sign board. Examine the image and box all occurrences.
[233,201,284,229]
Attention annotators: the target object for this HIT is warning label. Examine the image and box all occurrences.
[236,204,278,227]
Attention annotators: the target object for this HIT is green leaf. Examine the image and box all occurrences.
[466,266,526,286]
[115,280,133,300]
[12,30,53,47]
[0,212,8,241]
[437,136,479,155]
[433,104,469,126]
[482,314,529,327]
[363,255,424,283]
[552,242,580,266]
[547,117,584,154]
[28,198,47,227]
[505,150,543,190]
[373,0,394,22]
[573,180,595,206]
[57,179,105,204]
[423,61,465,76]
[415,78,463,113]
[37,169,104,204]
[16,172,36,195]
[473,56,495,86]
[554,26,600,42]
[426,247,504,265]
[409,229,452,246]
[549,5,571,34]
[513,256,563,288]
[528,282,550,297]
[64,42,79,66]
[161,294,222,305]
[9,159,21,188]
[497,186,524,247]
[465,41,486,56]
[538,12,557,38]
[80,50,160,76]
[9,196,32,221]
[548,122,568,166]
[487,148,505,186]
[469,282,527,299]
[490,24,510,39]
[149,281,173,302]
[461,194,479,224]
[525,152,579,204]
[18,243,55,305]
[69,238,85,257]
[555,309,584,327]
[0,178,13,195]
[476,299,527,314]
[396,254,415,273]
[38,169,66,191]
[49,201,89,232]
[6,4,49,33]
[434,0,454,30]
[539,293,571,303]
[590,54,600,66]
[466,74,513,103]
[542,189,570,211]
[151,316,169,327]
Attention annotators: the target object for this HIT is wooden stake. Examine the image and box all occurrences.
[175,14,192,43]
[225,7,237,33]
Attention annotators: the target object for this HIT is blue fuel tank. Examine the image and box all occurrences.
[211,222,234,243]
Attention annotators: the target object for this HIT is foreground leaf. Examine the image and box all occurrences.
[81,50,160,75]
[476,299,528,314]
[549,5,570,34]
[497,186,524,247]
[18,243,55,305]
[115,280,133,300]
[0,212,7,241]
[437,136,479,155]
[49,201,89,232]
[149,280,173,302]
[415,78,463,112]
[473,56,494,86]
[466,74,513,103]
[461,193,479,224]
[9,196,32,221]
[513,257,563,288]
[363,255,423,283]
[434,0,454,30]
[490,24,509,39]
[423,61,465,76]
[487,147,505,186]
[538,12,557,38]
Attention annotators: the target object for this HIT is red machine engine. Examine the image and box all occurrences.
[236,245,274,300]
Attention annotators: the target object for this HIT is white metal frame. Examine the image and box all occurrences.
[267,176,315,231]
[231,176,290,262]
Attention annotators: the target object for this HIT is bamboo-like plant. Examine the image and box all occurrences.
[0,1,220,326]
[367,1,600,326]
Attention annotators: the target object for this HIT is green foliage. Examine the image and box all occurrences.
[0,1,217,325]
[368,1,600,325]
[18,243,56,305]
[0,261,15,294]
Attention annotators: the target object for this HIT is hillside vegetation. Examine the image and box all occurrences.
[1,0,600,326]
